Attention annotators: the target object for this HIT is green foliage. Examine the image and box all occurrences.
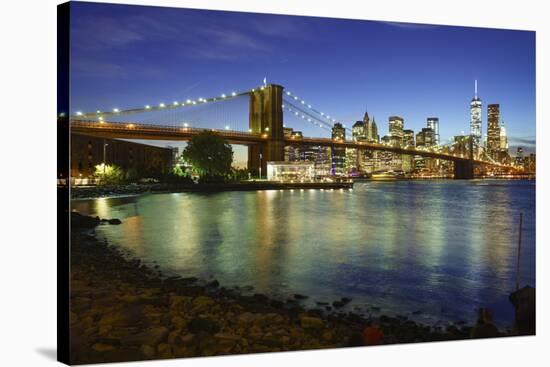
[125,167,139,183]
[94,164,125,185]
[172,165,187,177]
[182,132,234,178]
[230,168,252,182]
[198,174,227,184]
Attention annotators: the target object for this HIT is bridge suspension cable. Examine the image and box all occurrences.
[282,100,333,132]
[282,89,349,130]
[72,89,252,119]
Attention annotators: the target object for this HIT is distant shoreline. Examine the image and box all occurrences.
[68,177,534,199]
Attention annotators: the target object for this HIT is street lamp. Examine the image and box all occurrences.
[103,141,109,177]
[259,153,263,179]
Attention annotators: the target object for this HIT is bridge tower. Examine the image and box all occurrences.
[454,135,474,179]
[248,84,285,176]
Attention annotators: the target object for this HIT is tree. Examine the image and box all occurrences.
[94,164,124,185]
[182,131,233,178]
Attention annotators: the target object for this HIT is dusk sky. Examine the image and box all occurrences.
[70,2,536,163]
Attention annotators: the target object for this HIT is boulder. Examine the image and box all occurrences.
[187,317,220,334]
[509,286,536,335]
[121,326,169,346]
[238,312,257,325]
[299,316,324,329]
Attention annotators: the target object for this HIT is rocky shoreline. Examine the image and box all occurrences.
[69,213,514,364]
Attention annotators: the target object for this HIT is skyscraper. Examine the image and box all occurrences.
[369,116,379,143]
[470,80,482,152]
[487,104,501,160]
[331,123,346,175]
[388,116,404,140]
[352,120,366,142]
[403,129,415,147]
[500,120,508,151]
[416,128,436,148]
[426,117,440,146]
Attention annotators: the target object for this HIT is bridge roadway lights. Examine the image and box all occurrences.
[454,160,474,179]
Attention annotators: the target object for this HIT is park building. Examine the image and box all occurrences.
[70,134,175,181]
[266,161,314,182]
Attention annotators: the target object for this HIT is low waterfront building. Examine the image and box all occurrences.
[267,161,315,182]
[70,134,174,178]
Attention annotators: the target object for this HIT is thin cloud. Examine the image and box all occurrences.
[378,21,442,30]
[508,136,536,146]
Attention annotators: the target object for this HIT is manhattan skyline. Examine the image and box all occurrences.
[70,2,536,155]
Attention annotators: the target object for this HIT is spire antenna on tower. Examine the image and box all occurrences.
[475,79,478,98]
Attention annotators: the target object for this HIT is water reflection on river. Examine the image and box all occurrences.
[72,180,536,327]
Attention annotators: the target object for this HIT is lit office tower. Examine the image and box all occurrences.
[427,117,440,145]
[470,80,482,151]
[403,129,415,147]
[487,104,501,160]
[389,116,404,138]
[388,116,404,147]
[500,120,509,152]
[352,120,367,142]
[331,123,346,175]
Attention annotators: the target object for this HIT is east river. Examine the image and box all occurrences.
[72,180,536,327]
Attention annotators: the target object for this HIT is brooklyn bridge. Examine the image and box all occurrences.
[67,83,512,179]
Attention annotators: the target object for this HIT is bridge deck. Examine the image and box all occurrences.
[70,120,496,164]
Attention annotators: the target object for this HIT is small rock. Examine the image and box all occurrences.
[294,294,308,300]
[187,317,220,334]
[238,312,257,325]
[299,315,324,329]
[157,343,173,358]
[206,280,219,288]
[92,343,115,352]
[121,326,169,346]
[108,218,122,225]
[140,344,155,358]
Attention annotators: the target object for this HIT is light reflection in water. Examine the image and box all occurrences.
[71,180,535,327]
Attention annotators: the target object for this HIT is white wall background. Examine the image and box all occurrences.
[0,0,547,366]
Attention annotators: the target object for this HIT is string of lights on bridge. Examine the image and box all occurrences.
[70,88,253,119]
[69,84,347,135]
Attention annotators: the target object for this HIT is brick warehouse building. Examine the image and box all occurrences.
[70,134,175,178]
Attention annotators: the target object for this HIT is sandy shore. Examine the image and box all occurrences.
[69,213,509,364]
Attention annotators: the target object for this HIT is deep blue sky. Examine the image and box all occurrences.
[70,1,536,159]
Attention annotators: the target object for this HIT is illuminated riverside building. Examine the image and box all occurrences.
[487,104,501,161]
[331,123,346,175]
[427,117,440,145]
[470,80,482,156]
